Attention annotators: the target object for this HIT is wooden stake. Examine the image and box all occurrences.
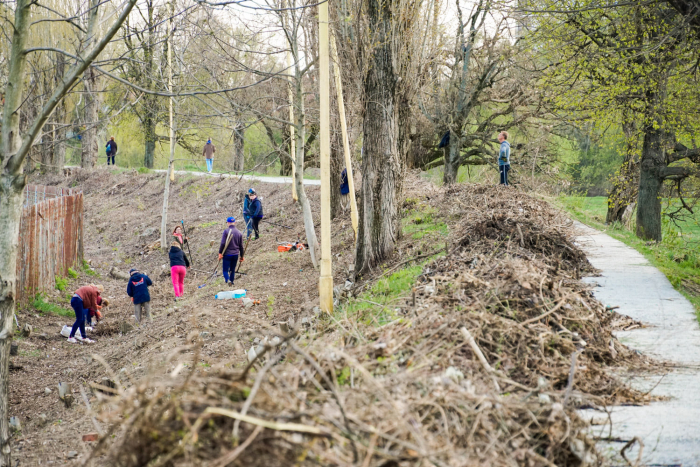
[318,0,333,314]
[287,51,297,202]
[330,33,358,238]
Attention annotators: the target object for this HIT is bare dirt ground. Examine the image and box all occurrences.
[10,168,356,465]
[8,168,652,466]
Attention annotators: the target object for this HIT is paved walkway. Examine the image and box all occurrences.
[576,222,700,466]
[153,169,321,186]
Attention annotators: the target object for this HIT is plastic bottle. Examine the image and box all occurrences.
[215,289,247,300]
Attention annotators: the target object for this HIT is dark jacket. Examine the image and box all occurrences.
[169,245,190,268]
[250,197,263,218]
[127,272,153,305]
[219,226,244,257]
[340,169,349,195]
[106,140,118,155]
[243,194,252,217]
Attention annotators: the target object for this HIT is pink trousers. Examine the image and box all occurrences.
[171,265,187,297]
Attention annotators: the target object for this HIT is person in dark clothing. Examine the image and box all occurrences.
[243,189,254,239]
[106,136,118,166]
[340,168,350,211]
[127,268,153,323]
[219,217,245,285]
[249,193,263,240]
[169,242,190,300]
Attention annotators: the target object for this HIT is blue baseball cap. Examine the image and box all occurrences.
[248,188,255,194]
[226,217,236,223]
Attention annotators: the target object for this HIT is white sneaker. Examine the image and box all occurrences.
[75,334,85,342]
[85,326,93,332]
[83,338,95,344]
[60,325,71,338]
[66,338,78,344]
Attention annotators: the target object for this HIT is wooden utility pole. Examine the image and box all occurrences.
[318,0,333,313]
[330,34,358,238]
[287,52,297,202]
[159,3,176,250]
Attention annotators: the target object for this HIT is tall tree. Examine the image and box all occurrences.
[532,0,700,241]
[0,1,137,462]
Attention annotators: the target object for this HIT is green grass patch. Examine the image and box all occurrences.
[337,265,423,327]
[137,167,151,174]
[32,294,74,318]
[199,220,220,229]
[557,196,700,319]
[82,259,98,276]
[67,268,79,279]
[55,276,68,291]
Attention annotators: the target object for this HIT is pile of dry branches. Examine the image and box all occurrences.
[83,185,644,466]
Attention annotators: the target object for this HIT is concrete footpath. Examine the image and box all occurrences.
[576,222,700,466]
[154,169,322,186]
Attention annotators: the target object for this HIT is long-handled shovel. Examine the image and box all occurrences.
[181,219,195,266]
[198,231,232,288]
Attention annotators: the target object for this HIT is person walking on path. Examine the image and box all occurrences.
[249,191,263,240]
[106,136,118,166]
[127,268,153,323]
[203,138,216,173]
[243,189,254,239]
[65,284,102,343]
[169,241,190,301]
[218,217,245,285]
[340,168,350,211]
[497,131,511,186]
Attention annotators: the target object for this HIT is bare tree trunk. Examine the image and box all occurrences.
[355,0,402,275]
[443,134,460,184]
[636,126,664,241]
[606,123,639,224]
[293,68,319,268]
[234,124,245,171]
[144,101,157,168]
[80,68,100,168]
[280,124,292,176]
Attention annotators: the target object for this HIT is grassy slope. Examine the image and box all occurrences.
[557,196,700,318]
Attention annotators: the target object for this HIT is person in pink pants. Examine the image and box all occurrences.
[168,241,189,301]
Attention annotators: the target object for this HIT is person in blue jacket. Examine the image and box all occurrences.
[243,189,254,239]
[126,268,153,323]
[249,191,263,240]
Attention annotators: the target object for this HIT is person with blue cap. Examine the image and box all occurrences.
[203,138,216,173]
[218,216,244,285]
[249,190,263,240]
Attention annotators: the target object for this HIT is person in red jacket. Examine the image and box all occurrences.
[65,284,103,343]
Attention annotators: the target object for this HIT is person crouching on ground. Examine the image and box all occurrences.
[497,131,511,186]
[66,284,102,344]
[127,268,153,323]
[219,217,244,286]
[249,191,263,240]
[86,295,109,329]
[169,241,190,301]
